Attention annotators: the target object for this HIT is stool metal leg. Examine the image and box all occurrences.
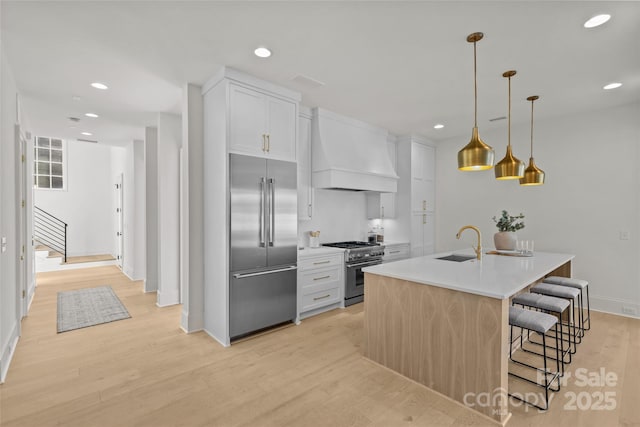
[585,286,591,330]
[508,325,562,410]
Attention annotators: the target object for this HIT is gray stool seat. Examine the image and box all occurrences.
[544,276,588,289]
[531,283,580,299]
[509,306,557,334]
[544,276,591,332]
[513,293,570,313]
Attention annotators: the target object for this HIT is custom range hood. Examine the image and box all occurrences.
[311,108,398,192]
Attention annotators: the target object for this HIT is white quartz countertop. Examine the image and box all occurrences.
[298,246,346,259]
[362,249,575,299]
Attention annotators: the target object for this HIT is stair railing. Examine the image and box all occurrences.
[34,206,67,263]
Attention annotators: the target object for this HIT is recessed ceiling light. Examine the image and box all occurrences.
[81,131,93,136]
[85,113,99,118]
[90,82,108,90]
[603,82,622,90]
[584,14,611,28]
[254,47,272,58]
[434,124,444,129]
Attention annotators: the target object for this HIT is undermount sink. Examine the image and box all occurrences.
[436,254,477,262]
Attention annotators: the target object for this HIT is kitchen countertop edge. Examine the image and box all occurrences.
[363,249,575,300]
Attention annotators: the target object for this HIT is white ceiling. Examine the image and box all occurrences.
[2,1,639,147]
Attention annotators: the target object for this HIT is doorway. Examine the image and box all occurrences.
[116,173,124,269]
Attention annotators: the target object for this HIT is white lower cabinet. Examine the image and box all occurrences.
[383,243,410,263]
[298,252,344,319]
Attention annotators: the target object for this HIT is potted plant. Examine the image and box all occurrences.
[492,210,525,250]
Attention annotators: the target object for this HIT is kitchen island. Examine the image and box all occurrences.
[362,250,574,424]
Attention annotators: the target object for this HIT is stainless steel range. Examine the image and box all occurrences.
[322,241,385,306]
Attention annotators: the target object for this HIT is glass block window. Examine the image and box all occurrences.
[34,137,65,189]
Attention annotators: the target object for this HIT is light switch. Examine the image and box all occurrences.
[1,237,6,244]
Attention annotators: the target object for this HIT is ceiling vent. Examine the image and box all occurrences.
[68,116,81,122]
[77,138,98,143]
[290,74,325,89]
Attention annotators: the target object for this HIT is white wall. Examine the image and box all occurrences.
[156,113,181,307]
[145,127,158,293]
[132,140,146,281]
[35,141,115,257]
[0,41,21,382]
[436,102,640,317]
[181,83,204,333]
[298,189,370,247]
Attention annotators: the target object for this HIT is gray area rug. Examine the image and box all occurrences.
[57,285,131,333]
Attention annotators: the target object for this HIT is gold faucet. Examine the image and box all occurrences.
[456,225,483,260]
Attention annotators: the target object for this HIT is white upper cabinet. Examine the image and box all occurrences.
[229,83,297,161]
[410,143,435,214]
[297,108,313,220]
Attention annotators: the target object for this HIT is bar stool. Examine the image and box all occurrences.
[530,283,583,344]
[512,292,572,372]
[543,276,590,331]
[508,306,562,411]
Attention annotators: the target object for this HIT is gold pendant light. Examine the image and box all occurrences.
[458,32,494,171]
[520,96,545,186]
[495,70,525,180]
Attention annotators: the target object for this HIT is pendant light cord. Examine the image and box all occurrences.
[473,41,478,127]
[507,75,511,148]
[530,99,534,157]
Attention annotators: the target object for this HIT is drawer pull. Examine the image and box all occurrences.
[313,294,331,301]
[313,260,331,265]
[389,250,400,254]
[313,275,331,281]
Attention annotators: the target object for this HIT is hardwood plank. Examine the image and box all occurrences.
[0,265,637,426]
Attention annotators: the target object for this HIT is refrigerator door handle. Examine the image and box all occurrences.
[259,177,266,247]
[268,178,275,246]
[233,265,297,279]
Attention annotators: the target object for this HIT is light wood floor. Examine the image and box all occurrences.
[1,266,638,426]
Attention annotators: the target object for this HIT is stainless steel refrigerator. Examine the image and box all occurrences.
[229,153,298,339]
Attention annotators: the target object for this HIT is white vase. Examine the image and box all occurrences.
[494,231,517,250]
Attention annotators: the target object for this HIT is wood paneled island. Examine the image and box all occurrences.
[362,250,574,424]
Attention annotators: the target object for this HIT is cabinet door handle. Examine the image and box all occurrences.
[423,200,426,211]
[389,250,400,254]
[381,206,385,218]
[313,260,330,265]
[423,214,426,224]
[313,275,331,281]
[262,134,266,152]
[266,134,270,152]
[308,204,312,217]
[313,294,331,301]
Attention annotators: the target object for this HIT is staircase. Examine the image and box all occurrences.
[34,206,67,263]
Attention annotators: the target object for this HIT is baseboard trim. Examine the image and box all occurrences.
[180,309,204,333]
[1,322,20,384]
[122,268,146,284]
[591,295,640,319]
[203,328,230,348]
[27,280,36,313]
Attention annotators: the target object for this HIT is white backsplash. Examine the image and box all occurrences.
[298,189,369,247]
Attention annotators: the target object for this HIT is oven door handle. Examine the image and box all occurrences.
[346,260,382,268]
